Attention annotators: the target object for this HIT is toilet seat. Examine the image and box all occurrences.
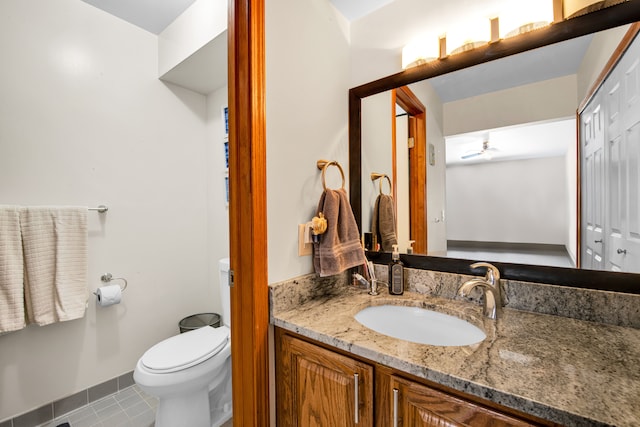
[141,326,229,374]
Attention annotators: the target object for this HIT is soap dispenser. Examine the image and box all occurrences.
[407,240,415,254]
[388,244,404,295]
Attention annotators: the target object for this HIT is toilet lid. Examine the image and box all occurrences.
[141,326,230,373]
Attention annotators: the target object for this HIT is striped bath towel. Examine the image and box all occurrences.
[0,206,26,333]
[21,207,88,325]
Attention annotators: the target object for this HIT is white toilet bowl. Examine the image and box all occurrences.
[134,325,231,427]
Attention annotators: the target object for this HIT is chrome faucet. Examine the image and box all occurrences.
[457,262,502,320]
[353,272,385,296]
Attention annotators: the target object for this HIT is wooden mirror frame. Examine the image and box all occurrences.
[349,1,640,294]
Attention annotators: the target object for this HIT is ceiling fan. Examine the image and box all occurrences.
[460,140,498,160]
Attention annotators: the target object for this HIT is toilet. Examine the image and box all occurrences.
[134,258,232,427]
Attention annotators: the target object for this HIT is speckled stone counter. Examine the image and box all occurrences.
[270,274,640,427]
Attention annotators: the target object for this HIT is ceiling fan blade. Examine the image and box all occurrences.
[460,151,482,160]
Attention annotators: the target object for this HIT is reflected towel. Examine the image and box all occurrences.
[372,194,397,252]
[0,206,26,333]
[21,207,88,325]
[313,188,366,277]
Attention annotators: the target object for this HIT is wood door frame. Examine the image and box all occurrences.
[394,86,427,254]
[228,0,270,425]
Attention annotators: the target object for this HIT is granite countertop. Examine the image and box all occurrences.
[270,283,640,427]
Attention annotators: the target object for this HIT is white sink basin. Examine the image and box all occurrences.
[354,305,486,347]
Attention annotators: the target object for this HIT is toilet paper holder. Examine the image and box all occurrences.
[93,273,128,294]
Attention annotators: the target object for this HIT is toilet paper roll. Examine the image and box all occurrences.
[96,284,122,307]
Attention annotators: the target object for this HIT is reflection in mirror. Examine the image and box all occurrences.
[351,2,640,291]
[362,25,629,265]
[445,118,577,268]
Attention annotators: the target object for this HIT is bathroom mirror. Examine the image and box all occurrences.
[350,1,640,293]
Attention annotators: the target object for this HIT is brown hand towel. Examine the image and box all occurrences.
[313,188,366,277]
[371,194,397,252]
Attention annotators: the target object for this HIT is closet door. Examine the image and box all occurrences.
[605,61,625,271]
[582,89,606,270]
[615,36,640,272]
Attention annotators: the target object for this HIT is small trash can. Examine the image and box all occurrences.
[179,313,221,333]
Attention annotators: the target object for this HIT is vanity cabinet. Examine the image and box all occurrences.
[276,330,374,426]
[276,329,552,427]
[387,375,534,426]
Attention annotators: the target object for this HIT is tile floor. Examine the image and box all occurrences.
[41,386,156,427]
[40,385,234,427]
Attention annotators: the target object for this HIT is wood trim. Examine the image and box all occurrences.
[228,0,270,425]
[578,22,640,114]
[391,90,398,219]
[349,91,362,229]
[395,86,427,255]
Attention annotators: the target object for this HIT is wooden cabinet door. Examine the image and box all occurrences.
[276,332,374,427]
[389,376,537,427]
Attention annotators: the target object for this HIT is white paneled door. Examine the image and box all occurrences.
[582,33,640,273]
[582,90,605,270]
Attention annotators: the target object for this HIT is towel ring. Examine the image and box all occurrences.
[371,173,393,196]
[317,159,346,191]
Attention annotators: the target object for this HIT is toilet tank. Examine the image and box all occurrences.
[219,258,231,328]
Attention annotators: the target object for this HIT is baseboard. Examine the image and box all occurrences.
[2,371,135,427]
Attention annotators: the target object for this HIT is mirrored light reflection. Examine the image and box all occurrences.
[401,0,554,69]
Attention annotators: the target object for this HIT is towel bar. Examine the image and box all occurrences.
[88,205,108,213]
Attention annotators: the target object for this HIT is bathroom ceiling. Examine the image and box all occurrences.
[81,0,198,34]
[81,0,590,104]
[445,119,576,165]
[81,0,386,34]
[329,0,396,21]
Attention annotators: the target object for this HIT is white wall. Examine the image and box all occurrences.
[206,86,231,319]
[362,92,393,235]
[0,0,228,420]
[157,0,228,76]
[443,75,578,136]
[396,115,410,251]
[577,24,630,103]
[446,157,568,245]
[265,0,351,283]
[565,137,578,263]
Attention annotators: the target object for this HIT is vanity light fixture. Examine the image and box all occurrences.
[446,17,490,56]
[499,0,554,39]
[401,36,440,69]
[563,0,624,19]
[400,0,557,69]
[490,16,500,43]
